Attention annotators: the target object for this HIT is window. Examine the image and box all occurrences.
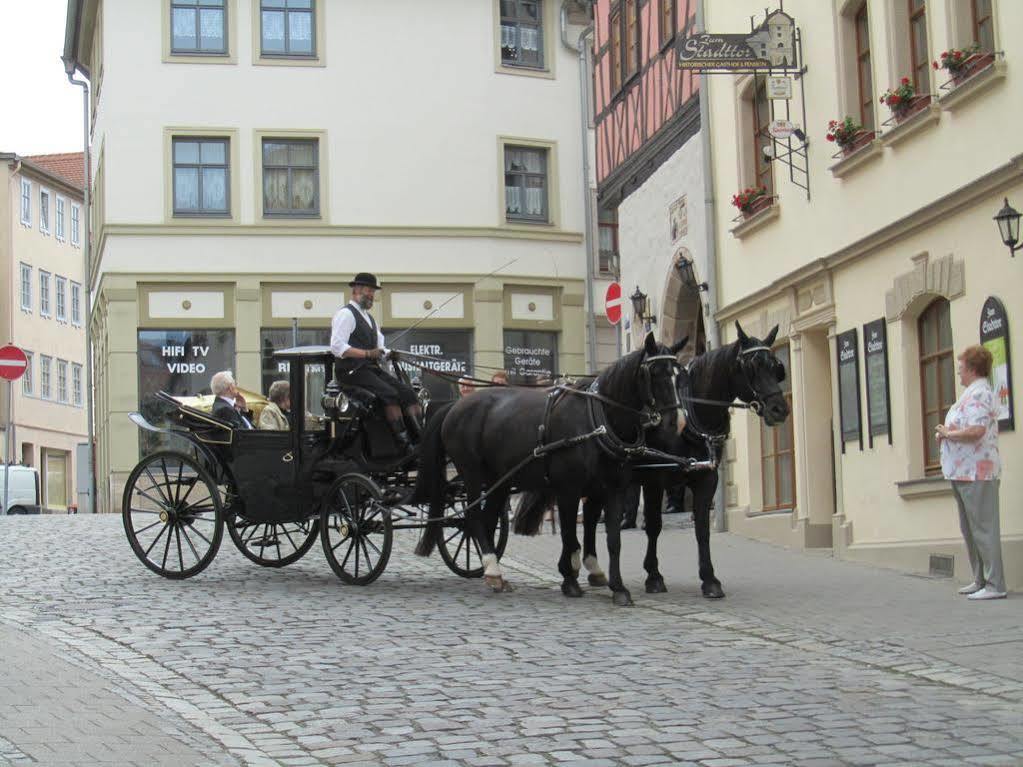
[171,0,227,54]
[39,189,51,234]
[971,0,993,52]
[55,276,67,322]
[22,352,34,396]
[504,146,549,223]
[56,196,66,241]
[39,271,52,317]
[500,0,544,69]
[173,138,230,215]
[855,3,874,131]
[71,282,83,325]
[760,345,794,510]
[610,7,622,92]
[40,356,52,400]
[72,364,83,407]
[908,0,929,91]
[20,179,32,225]
[660,0,676,47]
[261,139,319,216]
[624,0,639,80]
[71,204,81,246]
[57,360,69,404]
[751,78,774,197]
[918,298,955,475]
[260,0,315,57]
[20,263,32,312]
[598,207,619,275]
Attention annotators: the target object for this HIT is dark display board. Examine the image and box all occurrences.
[979,296,1014,431]
[385,329,473,403]
[503,330,558,383]
[863,319,892,446]
[836,328,862,451]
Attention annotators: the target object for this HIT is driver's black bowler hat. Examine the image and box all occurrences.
[349,273,382,290]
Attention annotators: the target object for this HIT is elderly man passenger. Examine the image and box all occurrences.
[210,371,253,430]
[259,380,291,431]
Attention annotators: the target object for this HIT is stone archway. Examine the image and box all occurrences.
[660,248,707,362]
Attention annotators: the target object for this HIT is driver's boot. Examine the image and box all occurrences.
[405,413,424,444]
[388,419,414,455]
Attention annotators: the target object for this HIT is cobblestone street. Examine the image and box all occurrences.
[1,515,1022,767]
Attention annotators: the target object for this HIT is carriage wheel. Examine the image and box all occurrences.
[320,473,393,585]
[122,451,224,579]
[227,516,320,567]
[438,497,510,579]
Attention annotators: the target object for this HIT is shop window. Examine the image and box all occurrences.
[503,329,558,383]
[260,327,329,396]
[760,344,794,511]
[383,328,474,403]
[918,298,955,475]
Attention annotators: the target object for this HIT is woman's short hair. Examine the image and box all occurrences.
[490,370,509,385]
[958,345,994,378]
[268,380,290,405]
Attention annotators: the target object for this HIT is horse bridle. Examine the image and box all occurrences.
[736,344,785,416]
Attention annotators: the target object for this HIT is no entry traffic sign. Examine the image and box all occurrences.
[0,345,28,381]
[605,282,623,326]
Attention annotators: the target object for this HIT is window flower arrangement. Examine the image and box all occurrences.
[879,77,916,114]
[932,44,979,75]
[826,116,864,150]
[731,186,768,215]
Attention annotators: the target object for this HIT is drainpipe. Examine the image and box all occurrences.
[562,1,599,373]
[696,0,726,532]
[63,58,96,514]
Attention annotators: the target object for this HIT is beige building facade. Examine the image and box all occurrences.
[65,0,600,514]
[704,0,1022,587]
[1,153,88,511]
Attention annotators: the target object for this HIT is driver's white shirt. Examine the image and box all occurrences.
[330,300,388,357]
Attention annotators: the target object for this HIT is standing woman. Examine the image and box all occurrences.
[935,345,1006,600]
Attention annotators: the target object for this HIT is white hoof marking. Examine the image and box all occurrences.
[583,555,605,577]
[482,553,502,578]
[570,549,581,574]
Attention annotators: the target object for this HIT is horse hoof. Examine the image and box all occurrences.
[485,576,515,593]
[645,577,667,594]
[587,573,608,587]
[612,591,634,607]
[702,582,725,599]
[561,580,584,598]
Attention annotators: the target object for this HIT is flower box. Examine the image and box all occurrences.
[740,193,773,219]
[836,129,875,157]
[950,52,996,85]
[890,94,932,124]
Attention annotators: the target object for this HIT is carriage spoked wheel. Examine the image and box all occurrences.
[437,494,510,579]
[320,473,393,585]
[122,451,224,579]
[227,516,320,568]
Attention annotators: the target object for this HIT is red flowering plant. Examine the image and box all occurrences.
[825,116,864,150]
[932,44,980,74]
[879,77,917,114]
[731,185,768,214]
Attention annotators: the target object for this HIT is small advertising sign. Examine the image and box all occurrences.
[766,76,792,100]
[837,328,862,451]
[979,296,1014,431]
[862,319,892,446]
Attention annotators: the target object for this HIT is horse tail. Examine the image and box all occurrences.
[412,401,454,557]
[513,490,554,536]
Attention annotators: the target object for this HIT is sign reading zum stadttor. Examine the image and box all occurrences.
[677,9,799,72]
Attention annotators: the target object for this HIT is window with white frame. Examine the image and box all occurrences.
[39,188,51,234]
[20,263,32,312]
[40,355,52,399]
[71,204,81,246]
[71,282,82,325]
[39,271,51,317]
[22,352,34,396]
[72,363,83,406]
[57,360,69,403]
[56,196,66,241]
[20,179,32,225]
[55,276,67,322]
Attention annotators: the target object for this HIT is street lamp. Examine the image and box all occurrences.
[630,286,656,326]
[675,253,709,293]
[994,197,1021,257]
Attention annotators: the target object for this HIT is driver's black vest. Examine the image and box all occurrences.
[335,304,381,374]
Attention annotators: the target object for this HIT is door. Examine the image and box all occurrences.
[44,450,68,510]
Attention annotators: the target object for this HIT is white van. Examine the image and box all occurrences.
[1,465,40,514]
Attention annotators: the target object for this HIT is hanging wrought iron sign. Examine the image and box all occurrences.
[677,10,799,73]
[979,296,1014,431]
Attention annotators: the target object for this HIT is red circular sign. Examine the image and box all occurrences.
[0,345,28,381]
[604,282,623,325]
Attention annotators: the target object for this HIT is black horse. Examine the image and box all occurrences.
[519,321,790,600]
[413,333,687,605]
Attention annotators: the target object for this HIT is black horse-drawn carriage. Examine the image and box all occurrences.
[123,347,508,584]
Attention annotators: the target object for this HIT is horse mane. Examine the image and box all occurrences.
[595,348,645,407]
[686,340,739,434]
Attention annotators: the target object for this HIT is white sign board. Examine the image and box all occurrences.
[768,119,796,139]
[766,76,792,100]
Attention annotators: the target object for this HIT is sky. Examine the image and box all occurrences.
[0,0,84,156]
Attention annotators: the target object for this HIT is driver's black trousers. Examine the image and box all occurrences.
[334,361,418,408]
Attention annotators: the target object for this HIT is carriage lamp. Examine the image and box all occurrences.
[630,286,656,327]
[675,254,709,293]
[994,197,1021,257]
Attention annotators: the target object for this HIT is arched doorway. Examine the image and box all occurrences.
[660,248,707,362]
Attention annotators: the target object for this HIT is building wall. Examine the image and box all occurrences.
[2,161,87,511]
[705,1,1023,586]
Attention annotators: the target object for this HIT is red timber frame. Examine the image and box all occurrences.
[593,0,699,205]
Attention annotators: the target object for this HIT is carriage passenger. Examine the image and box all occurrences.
[259,380,291,431]
[210,371,254,430]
